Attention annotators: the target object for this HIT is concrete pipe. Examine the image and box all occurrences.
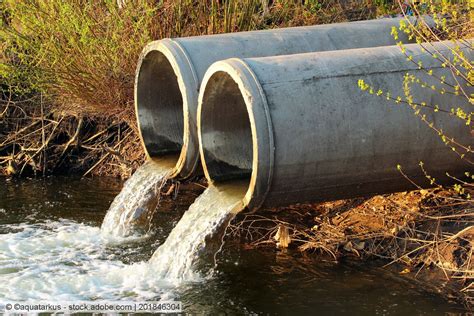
[135,17,423,178]
[198,41,473,211]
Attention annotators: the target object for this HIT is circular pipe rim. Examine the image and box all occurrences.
[197,58,274,211]
[134,39,200,178]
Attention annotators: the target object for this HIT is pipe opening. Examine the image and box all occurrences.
[136,50,184,160]
[200,71,253,189]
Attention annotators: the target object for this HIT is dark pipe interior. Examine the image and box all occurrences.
[200,71,253,184]
[136,50,184,159]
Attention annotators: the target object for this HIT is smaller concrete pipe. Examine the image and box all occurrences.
[198,41,473,211]
[135,17,422,178]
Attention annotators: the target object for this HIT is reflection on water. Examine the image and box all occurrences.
[0,177,466,314]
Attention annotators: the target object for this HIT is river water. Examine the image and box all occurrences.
[0,176,465,314]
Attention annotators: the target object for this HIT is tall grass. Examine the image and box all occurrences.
[1,0,386,123]
[1,0,161,121]
[0,0,392,176]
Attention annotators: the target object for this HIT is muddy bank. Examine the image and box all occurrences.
[225,188,473,308]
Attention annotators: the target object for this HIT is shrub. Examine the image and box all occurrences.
[1,0,388,122]
[357,0,473,298]
[0,0,394,176]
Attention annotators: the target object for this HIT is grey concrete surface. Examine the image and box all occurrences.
[135,17,423,178]
[198,40,473,210]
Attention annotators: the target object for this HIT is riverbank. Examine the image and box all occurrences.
[226,186,473,308]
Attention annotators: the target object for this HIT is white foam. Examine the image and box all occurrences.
[0,220,173,301]
[0,179,246,300]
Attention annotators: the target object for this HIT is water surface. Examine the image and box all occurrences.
[0,177,465,314]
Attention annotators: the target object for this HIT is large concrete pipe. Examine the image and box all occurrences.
[198,41,473,210]
[135,17,424,178]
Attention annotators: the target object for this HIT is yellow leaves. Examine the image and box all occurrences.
[391,26,399,40]
[468,71,474,84]
[441,134,448,143]
[453,184,464,195]
[357,79,370,91]
[399,19,407,31]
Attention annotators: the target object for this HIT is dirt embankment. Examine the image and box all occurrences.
[227,188,473,308]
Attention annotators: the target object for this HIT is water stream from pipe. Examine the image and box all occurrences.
[100,156,247,282]
[101,158,175,237]
[149,182,246,281]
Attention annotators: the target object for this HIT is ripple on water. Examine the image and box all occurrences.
[0,220,176,301]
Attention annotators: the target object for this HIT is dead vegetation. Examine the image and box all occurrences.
[0,93,144,177]
[228,187,473,307]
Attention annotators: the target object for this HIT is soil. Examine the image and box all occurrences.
[227,187,473,308]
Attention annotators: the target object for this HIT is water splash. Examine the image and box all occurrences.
[0,182,247,300]
[0,220,173,300]
[101,159,175,237]
[149,182,246,281]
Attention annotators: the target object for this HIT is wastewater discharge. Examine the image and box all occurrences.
[101,156,247,280]
[101,158,175,237]
[0,179,246,300]
[149,182,246,280]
